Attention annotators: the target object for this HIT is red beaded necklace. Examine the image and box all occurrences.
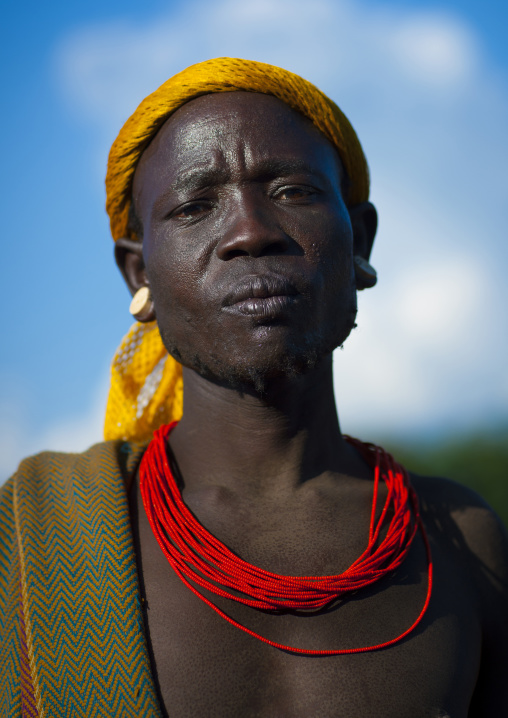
[140,421,433,655]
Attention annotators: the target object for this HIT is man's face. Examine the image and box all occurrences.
[132,91,359,391]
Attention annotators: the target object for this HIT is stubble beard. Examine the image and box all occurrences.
[161,296,358,395]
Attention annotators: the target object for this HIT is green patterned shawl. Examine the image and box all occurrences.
[0,441,162,717]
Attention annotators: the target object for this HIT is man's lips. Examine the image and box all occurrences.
[222,274,300,318]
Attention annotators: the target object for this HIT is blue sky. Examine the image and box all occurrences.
[1,0,507,478]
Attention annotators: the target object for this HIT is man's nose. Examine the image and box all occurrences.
[215,198,291,260]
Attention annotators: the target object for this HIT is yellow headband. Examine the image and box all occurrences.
[104,57,369,442]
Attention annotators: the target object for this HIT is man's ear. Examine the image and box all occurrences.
[349,201,378,261]
[114,237,148,296]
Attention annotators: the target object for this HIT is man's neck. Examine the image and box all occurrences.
[168,355,371,497]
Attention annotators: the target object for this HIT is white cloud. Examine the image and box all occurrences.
[395,258,482,345]
[389,14,477,86]
[47,0,508,439]
[53,0,482,131]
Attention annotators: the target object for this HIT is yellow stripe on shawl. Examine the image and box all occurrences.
[104,57,369,442]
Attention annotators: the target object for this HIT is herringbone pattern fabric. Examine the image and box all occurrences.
[0,478,21,716]
[0,441,162,717]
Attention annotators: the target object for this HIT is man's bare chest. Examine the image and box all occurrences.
[132,481,481,717]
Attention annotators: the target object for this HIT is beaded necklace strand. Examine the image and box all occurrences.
[140,422,433,655]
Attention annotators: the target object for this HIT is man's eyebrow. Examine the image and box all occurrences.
[249,159,329,182]
[252,159,344,194]
[171,166,229,194]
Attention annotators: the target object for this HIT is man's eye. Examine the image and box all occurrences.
[172,202,210,219]
[276,187,312,200]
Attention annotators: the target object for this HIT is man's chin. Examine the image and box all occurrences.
[162,311,357,395]
[215,351,323,395]
[174,342,335,396]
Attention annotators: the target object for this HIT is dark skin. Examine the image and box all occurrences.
[116,92,508,717]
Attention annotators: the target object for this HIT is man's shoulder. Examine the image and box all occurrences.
[411,473,508,712]
[412,472,508,613]
[412,471,507,544]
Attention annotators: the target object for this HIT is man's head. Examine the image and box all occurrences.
[104,58,376,440]
[116,91,377,393]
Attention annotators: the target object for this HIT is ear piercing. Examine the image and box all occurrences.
[354,256,377,289]
[129,287,155,322]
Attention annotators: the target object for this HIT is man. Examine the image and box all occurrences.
[1,58,507,717]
